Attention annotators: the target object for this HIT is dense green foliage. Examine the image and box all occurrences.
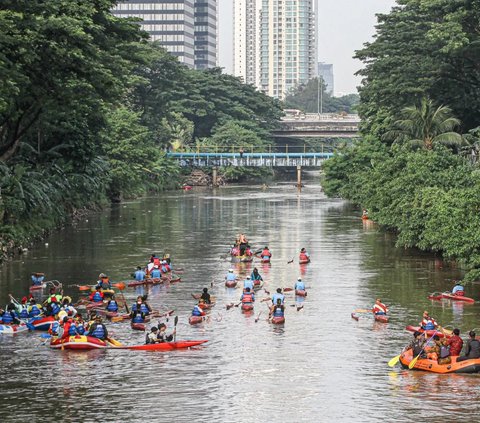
[0,1,282,249]
[323,0,480,280]
[284,78,359,114]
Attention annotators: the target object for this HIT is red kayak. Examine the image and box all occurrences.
[406,325,451,338]
[118,340,207,351]
[241,303,254,311]
[261,257,271,263]
[374,314,389,323]
[29,285,45,292]
[189,315,203,325]
[272,316,285,324]
[295,289,307,297]
[225,280,237,288]
[131,322,146,331]
[441,292,474,303]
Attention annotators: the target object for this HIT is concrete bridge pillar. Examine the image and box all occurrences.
[212,166,219,187]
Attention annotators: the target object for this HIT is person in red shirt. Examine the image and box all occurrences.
[445,328,463,356]
[372,298,388,315]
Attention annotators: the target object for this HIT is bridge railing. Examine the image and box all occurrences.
[176,144,336,155]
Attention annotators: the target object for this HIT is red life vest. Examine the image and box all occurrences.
[153,257,161,266]
[373,303,388,314]
[242,293,253,303]
[299,252,309,261]
[261,249,271,257]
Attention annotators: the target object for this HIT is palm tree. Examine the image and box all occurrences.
[383,98,464,150]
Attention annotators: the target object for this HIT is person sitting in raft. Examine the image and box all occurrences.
[86,310,97,332]
[407,331,426,357]
[269,299,285,319]
[86,316,108,340]
[48,315,62,337]
[157,323,175,343]
[225,269,237,282]
[150,265,162,279]
[295,277,305,292]
[446,328,463,356]
[146,326,160,344]
[243,276,254,292]
[134,266,146,281]
[46,297,61,317]
[31,272,45,286]
[62,297,77,317]
[200,288,211,305]
[27,298,42,318]
[240,287,255,305]
[436,337,452,365]
[420,311,438,331]
[163,253,171,265]
[372,299,388,316]
[451,281,465,296]
[260,246,272,260]
[244,245,253,257]
[251,268,263,282]
[1,303,20,325]
[61,316,76,339]
[45,288,62,306]
[75,314,86,335]
[299,248,310,262]
[457,331,480,362]
[96,273,111,290]
[106,296,119,313]
[160,259,171,273]
[272,288,285,305]
[18,297,29,319]
[89,286,105,303]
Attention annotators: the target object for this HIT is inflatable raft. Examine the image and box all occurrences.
[28,316,55,331]
[0,323,29,335]
[406,325,452,338]
[400,349,480,373]
[189,315,203,325]
[50,335,108,350]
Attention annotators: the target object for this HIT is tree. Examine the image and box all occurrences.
[383,98,464,150]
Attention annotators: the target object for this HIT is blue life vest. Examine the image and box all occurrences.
[76,324,85,335]
[135,270,146,281]
[192,307,203,316]
[132,313,144,323]
[68,322,77,336]
[19,306,29,319]
[106,301,118,312]
[2,311,13,324]
[31,275,45,285]
[92,292,103,302]
[50,321,60,334]
[295,282,305,290]
[151,269,161,278]
[50,303,61,315]
[423,322,435,330]
[273,307,284,317]
[140,304,150,315]
[91,324,105,339]
[272,293,285,304]
[28,305,41,317]
[226,273,236,281]
[243,280,254,291]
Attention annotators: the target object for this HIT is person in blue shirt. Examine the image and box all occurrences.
[243,276,254,292]
[151,265,162,278]
[272,288,285,305]
[452,281,464,296]
[225,269,237,282]
[134,267,146,281]
[295,278,305,291]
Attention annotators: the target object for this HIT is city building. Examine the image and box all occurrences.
[233,0,318,99]
[112,1,217,70]
[318,62,334,95]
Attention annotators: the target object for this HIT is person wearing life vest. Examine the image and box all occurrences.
[230,245,240,257]
[225,269,237,282]
[134,266,146,281]
[272,288,285,305]
[31,272,45,286]
[89,286,104,303]
[163,253,171,265]
[406,331,426,357]
[445,328,463,356]
[157,323,175,342]
[270,299,285,319]
[420,311,438,331]
[27,298,42,318]
[47,298,61,316]
[75,314,86,335]
[106,297,119,313]
[251,268,263,282]
[241,287,255,305]
[243,276,254,292]
[372,298,388,316]
[261,247,272,260]
[87,316,108,340]
[160,260,171,273]
[96,273,111,290]
[244,246,253,257]
[198,298,209,310]
[153,256,161,267]
[151,265,162,279]
[239,234,248,256]
[62,297,77,317]
[45,289,62,305]
[295,278,305,291]
[1,307,17,324]
[192,303,206,317]
[457,331,480,362]
[18,298,29,319]
[451,281,465,296]
[299,248,310,262]
[200,288,211,304]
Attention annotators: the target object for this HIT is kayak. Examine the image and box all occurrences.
[441,292,474,303]
[253,279,262,287]
[261,257,271,263]
[241,303,254,311]
[271,316,285,324]
[119,340,208,351]
[189,315,203,325]
[374,314,389,323]
[50,335,108,350]
[127,277,166,287]
[399,349,480,373]
[295,289,307,297]
[27,316,55,331]
[299,259,310,264]
[351,313,359,321]
[29,284,45,292]
[131,322,146,331]
[0,323,29,335]
[225,280,237,288]
[405,325,451,338]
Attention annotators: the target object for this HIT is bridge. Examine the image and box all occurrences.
[273,113,360,138]
[166,152,333,168]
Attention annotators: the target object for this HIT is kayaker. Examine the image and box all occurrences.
[244,245,253,257]
[407,331,426,357]
[457,331,480,362]
[451,281,464,296]
[131,308,146,324]
[239,234,248,255]
[295,277,305,291]
[48,316,61,337]
[192,303,206,317]
[106,296,119,313]
[31,272,45,286]
[299,248,310,262]
[28,298,42,318]
[251,268,263,282]
[89,286,104,303]
[163,253,171,265]
[46,297,61,316]
[18,297,29,319]
[272,288,285,305]
[87,316,108,340]
[160,259,171,273]
[445,328,463,356]
[45,288,62,305]
[362,209,368,219]
[151,265,162,278]
[76,314,86,335]
[243,276,254,292]
[372,299,388,316]
[96,273,111,290]
[240,287,255,305]
[146,326,160,344]
[200,288,211,304]
[225,269,237,282]
[1,305,19,325]
[260,246,272,260]
[134,266,146,281]
[230,245,240,257]
[198,298,209,310]
[269,298,285,319]
[420,311,438,330]
[157,323,175,343]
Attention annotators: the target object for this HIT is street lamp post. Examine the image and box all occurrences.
[317,76,323,118]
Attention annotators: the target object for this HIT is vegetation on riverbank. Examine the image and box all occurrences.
[0,0,282,255]
[323,0,480,280]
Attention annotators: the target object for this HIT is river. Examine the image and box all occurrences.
[1,184,479,422]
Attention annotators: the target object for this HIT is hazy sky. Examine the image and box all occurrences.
[218,0,398,96]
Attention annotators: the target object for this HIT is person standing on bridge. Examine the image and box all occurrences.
[239,147,244,159]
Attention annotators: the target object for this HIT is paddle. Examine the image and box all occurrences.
[409,331,438,369]
[287,258,294,264]
[173,316,178,342]
[354,309,372,313]
[387,355,401,367]
[255,311,262,322]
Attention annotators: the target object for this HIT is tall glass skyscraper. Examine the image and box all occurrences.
[112,1,217,69]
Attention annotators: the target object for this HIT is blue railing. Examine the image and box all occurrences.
[167,152,334,159]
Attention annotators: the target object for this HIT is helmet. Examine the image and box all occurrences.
[228,269,233,272]
[246,276,251,279]
[297,277,302,281]
[99,273,107,278]
[58,311,68,321]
